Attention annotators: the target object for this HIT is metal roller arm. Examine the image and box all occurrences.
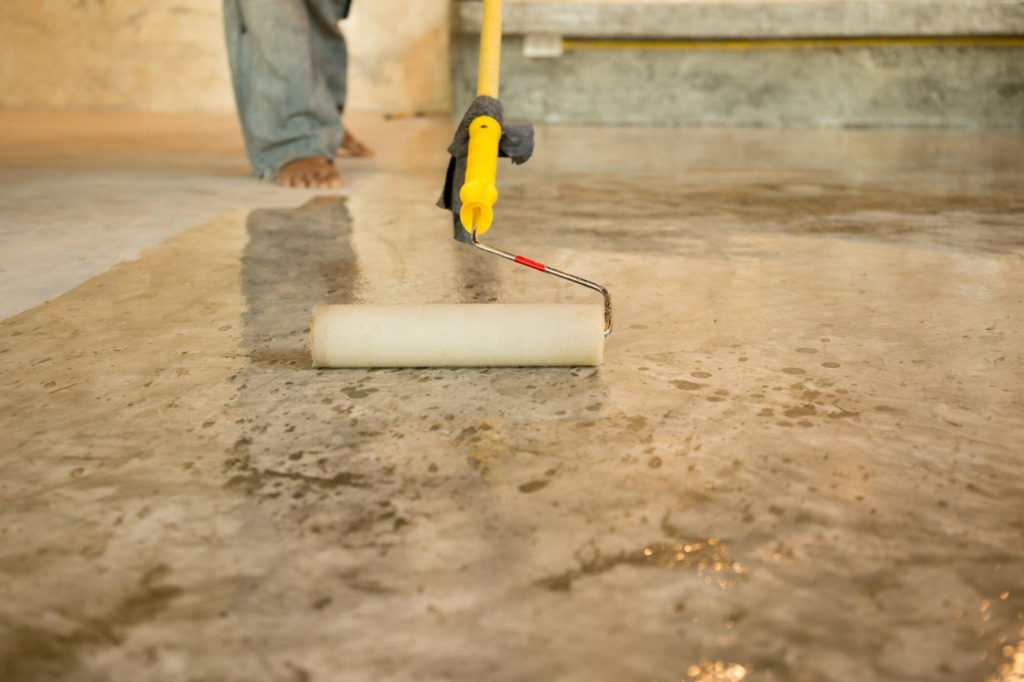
[470,222,613,337]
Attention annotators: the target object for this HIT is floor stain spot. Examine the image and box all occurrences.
[536,539,743,592]
[345,387,379,399]
[784,404,817,418]
[796,348,819,354]
[672,380,705,390]
[822,362,841,368]
[627,415,648,431]
[1,563,185,679]
[781,368,807,375]
[226,466,368,496]
[519,480,549,494]
[691,371,712,378]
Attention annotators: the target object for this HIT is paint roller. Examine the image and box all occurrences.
[310,0,611,368]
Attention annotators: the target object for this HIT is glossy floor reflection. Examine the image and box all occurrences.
[1,124,1023,682]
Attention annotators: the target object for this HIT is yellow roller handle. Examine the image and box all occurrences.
[459,116,501,234]
[459,0,503,236]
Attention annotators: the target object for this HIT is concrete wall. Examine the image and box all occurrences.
[450,0,1024,128]
[0,0,450,114]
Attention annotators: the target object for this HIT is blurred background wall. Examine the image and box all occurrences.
[0,0,1021,126]
[0,0,450,114]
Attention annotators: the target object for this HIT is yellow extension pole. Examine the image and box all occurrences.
[476,0,503,98]
[459,0,504,235]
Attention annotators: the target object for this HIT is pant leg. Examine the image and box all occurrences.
[304,0,350,113]
[224,0,343,179]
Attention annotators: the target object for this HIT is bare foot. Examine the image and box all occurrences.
[274,156,343,189]
[337,128,374,158]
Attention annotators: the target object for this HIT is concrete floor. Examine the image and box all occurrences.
[1,114,1024,682]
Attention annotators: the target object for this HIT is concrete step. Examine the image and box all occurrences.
[451,0,1024,127]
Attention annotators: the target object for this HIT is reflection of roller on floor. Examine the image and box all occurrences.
[311,0,611,368]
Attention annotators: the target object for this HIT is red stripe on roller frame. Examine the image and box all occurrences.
[514,255,546,272]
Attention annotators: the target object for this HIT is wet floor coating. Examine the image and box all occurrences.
[1,126,1024,681]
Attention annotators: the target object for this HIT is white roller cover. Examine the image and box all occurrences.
[311,304,604,368]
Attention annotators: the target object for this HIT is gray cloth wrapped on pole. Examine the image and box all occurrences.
[437,96,534,243]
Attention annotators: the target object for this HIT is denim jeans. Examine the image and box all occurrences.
[224,0,351,179]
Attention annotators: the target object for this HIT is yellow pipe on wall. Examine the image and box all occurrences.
[563,36,1024,52]
[476,0,504,97]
